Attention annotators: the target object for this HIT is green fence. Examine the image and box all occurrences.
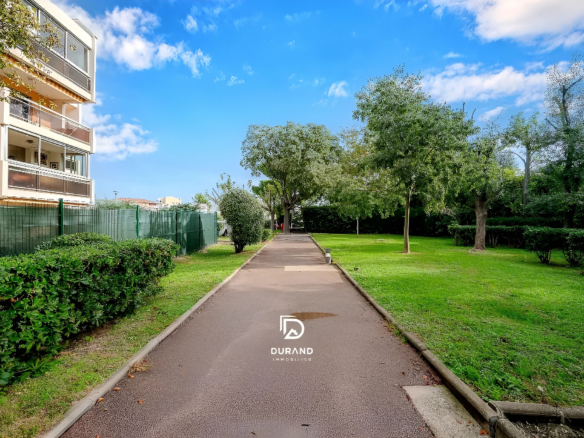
[0,201,217,256]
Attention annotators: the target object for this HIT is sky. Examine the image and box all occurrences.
[53,0,584,203]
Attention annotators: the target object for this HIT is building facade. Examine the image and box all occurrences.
[118,198,159,210]
[0,0,96,206]
[158,196,182,208]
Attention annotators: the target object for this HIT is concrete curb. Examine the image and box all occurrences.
[490,401,584,423]
[307,234,511,437]
[42,241,271,438]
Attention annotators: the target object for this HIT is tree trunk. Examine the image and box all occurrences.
[284,207,291,234]
[523,150,531,204]
[270,213,275,231]
[473,194,488,251]
[403,189,411,254]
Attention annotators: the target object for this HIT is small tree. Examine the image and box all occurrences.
[353,66,477,253]
[219,188,264,253]
[205,174,238,207]
[251,180,282,230]
[193,193,212,211]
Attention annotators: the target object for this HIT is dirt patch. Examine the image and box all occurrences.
[515,421,584,437]
[129,359,152,374]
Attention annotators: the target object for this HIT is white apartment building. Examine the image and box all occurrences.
[0,0,96,205]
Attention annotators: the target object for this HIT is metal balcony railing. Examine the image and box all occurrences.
[9,96,91,144]
[38,44,91,92]
[8,160,91,197]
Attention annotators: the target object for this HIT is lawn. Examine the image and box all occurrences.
[312,233,584,406]
[0,242,263,438]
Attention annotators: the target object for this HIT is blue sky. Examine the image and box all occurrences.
[54,0,584,203]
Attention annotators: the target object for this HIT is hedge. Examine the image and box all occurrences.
[35,232,113,251]
[302,206,454,236]
[449,225,584,266]
[486,217,564,228]
[0,236,178,385]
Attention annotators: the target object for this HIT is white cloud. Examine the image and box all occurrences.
[243,64,254,75]
[422,63,547,106]
[429,0,584,49]
[186,5,223,33]
[479,106,505,121]
[328,81,349,98]
[54,1,211,75]
[214,71,226,82]
[374,0,399,12]
[312,99,328,106]
[234,14,262,29]
[183,15,198,33]
[180,49,211,78]
[82,97,157,160]
[227,76,244,86]
[419,4,428,12]
[285,12,311,22]
[444,51,462,58]
[288,40,296,48]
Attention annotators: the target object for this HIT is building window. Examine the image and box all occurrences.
[66,34,87,71]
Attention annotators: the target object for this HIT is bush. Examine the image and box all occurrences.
[219,188,264,253]
[36,232,113,251]
[524,228,569,264]
[566,230,584,267]
[0,238,178,385]
[262,229,272,241]
[486,217,563,228]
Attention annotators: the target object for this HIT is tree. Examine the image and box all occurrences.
[544,54,584,227]
[353,66,477,253]
[205,173,238,207]
[461,123,508,251]
[251,180,282,230]
[327,128,401,229]
[241,122,341,234]
[219,188,264,253]
[1,0,59,103]
[193,193,212,211]
[503,112,551,204]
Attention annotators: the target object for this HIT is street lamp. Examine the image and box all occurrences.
[113,191,118,202]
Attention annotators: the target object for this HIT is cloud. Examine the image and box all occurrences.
[288,40,296,48]
[186,5,224,33]
[429,0,584,49]
[285,12,311,22]
[419,4,428,11]
[328,81,349,98]
[444,51,462,58]
[233,14,262,29]
[312,99,328,106]
[422,63,547,106]
[479,106,505,121]
[83,97,157,160]
[214,71,226,82]
[227,76,244,86]
[53,1,210,75]
[243,64,254,75]
[374,0,399,12]
[183,15,198,33]
[289,76,326,89]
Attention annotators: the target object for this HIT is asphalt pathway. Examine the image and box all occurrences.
[63,234,443,438]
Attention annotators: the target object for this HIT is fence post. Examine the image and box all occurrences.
[136,205,140,239]
[214,211,217,244]
[58,198,64,236]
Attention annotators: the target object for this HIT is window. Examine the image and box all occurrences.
[65,152,86,176]
[66,33,88,72]
[40,11,65,57]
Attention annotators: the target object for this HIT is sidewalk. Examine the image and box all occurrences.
[62,234,467,437]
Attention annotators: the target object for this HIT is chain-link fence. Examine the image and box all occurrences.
[0,200,217,256]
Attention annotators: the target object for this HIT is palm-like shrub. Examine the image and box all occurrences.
[219,188,264,253]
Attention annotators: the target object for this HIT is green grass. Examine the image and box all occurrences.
[312,233,584,406]
[0,243,263,438]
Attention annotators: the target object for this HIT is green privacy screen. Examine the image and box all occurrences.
[0,203,217,256]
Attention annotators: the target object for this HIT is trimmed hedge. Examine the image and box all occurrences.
[486,217,564,228]
[302,206,454,237]
[449,225,584,266]
[35,232,113,251]
[0,237,178,385]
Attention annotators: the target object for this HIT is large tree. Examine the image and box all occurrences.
[503,112,551,204]
[241,122,341,233]
[353,66,477,253]
[544,55,584,227]
[1,0,59,102]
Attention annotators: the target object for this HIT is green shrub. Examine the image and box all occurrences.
[36,232,113,251]
[486,217,563,228]
[262,229,272,241]
[524,228,569,264]
[219,188,264,253]
[0,238,178,385]
[566,230,584,267]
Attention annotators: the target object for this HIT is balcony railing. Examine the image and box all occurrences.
[9,96,91,144]
[38,44,91,92]
[8,160,91,197]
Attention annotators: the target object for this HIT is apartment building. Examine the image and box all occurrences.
[0,0,97,205]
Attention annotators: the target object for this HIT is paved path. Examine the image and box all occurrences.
[63,235,445,438]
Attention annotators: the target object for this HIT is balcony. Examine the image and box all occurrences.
[37,44,91,92]
[9,96,91,144]
[8,160,90,197]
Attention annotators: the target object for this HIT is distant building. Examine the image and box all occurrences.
[158,196,181,208]
[118,198,158,210]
